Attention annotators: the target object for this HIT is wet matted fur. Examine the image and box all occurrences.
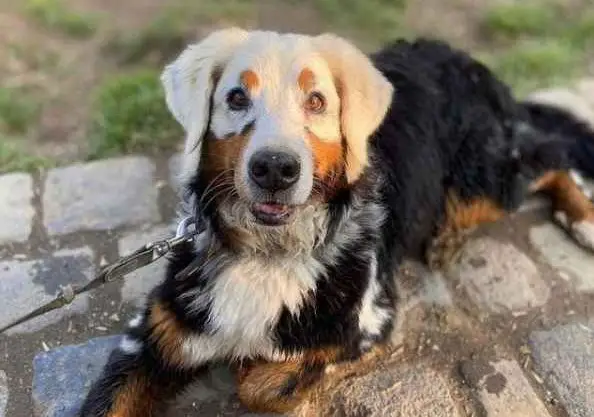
[80,29,594,416]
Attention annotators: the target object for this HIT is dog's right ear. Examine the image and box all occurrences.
[161,28,249,181]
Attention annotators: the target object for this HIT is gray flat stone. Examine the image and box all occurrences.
[461,358,550,417]
[448,237,550,313]
[527,88,594,127]
[43,157,160,236]
[0,370,7,417]
[530,223,594,292]
[32,335,121,417]
[313,362,461,416]
[0,173,34,244]
[119,225,172,307]
[0,247,94,335]
[530,321,594,417]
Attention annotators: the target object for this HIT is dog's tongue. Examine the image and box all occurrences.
[255,203,288,215]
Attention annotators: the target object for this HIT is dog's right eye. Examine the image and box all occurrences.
[226,88,251,111]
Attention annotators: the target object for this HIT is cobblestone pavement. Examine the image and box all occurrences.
[1,80,594,417]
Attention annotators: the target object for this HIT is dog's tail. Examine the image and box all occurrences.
[521,101,594,179]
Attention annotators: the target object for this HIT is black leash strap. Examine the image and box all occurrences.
[0,218,201,335]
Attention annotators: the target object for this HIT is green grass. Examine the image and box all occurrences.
[25,0,98,38]
[481,3,558,39]
[310,0,407,45]
[0,140,53,174]
[481,40,581,95]
[88,70,182,159]
[0,88,40,134]
[562,12,594,48]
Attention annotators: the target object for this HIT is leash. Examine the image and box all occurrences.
[0,217,201,335]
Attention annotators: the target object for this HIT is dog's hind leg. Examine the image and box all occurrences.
[530,170,594,251]
[79,301,207,417]
[426,192,506,270]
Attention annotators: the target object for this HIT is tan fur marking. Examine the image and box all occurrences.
[531,170,594,223]
[236,347,343,413]
[148,302,186,367]
[240,69,259,92]
[202,133,249,174]
[108,373,156,417]
[442,192,506,232]
[298,68,315,92]
[306,131,343,178]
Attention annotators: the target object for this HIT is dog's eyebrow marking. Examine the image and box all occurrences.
[298,68,315,92]
[240,70,260,92]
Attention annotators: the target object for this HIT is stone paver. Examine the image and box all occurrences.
[0,370,7,417]
[448,237,550,313]
[530,223,594,292]
[530,321,594,417]
[576,78,594,109]
[461,358,551,417]
[118,225,172,307]
[43,157,160,236]
[32,335,121,417]
[168,153,182,193]
[0,173,34,244]
[0,247,94,335]
[312,362,462,417]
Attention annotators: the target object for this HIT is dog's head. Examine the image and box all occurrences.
[163,28,392,234]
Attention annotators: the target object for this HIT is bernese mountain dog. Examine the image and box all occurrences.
[80,28,594,416]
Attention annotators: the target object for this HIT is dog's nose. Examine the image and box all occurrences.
[249,150,301,191]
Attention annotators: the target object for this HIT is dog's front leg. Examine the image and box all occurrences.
[79,299,212,417]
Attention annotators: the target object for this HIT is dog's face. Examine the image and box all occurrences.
[163,29,392,230]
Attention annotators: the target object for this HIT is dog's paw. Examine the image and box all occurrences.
[425,230,470,270]
[554,211,594,252]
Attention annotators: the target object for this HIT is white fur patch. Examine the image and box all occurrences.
[554,211,594,251]
[181,255,323,365]
[358,255,391,338]
[128,314,143,329]
[119,336,142,354]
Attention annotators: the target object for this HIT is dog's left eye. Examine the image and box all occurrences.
[305,92,326,114]
[227,88,251,111]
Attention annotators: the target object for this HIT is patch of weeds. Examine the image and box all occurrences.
[481,40,581,95]
[481,3,558,39]
[562,12,594,48]
[88,70,182,159]
[0,140,53,174]
[310,0,407,44]
[104,0,256,65]
[25,0,98,38]
[0,88,40,134]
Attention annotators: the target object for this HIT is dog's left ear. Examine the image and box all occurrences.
[315,34,394,182]
[161,28,249,184]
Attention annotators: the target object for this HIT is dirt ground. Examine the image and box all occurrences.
[0,0,592,167]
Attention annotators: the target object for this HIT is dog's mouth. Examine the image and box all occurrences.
[250,202,296,226]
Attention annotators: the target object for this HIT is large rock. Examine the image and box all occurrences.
[460,358,550,417]
[448,237,550,313]
[0,247,94,335]
[43,157,160,236]
[311,362,462,417]
[530,223,594,292]
[32,335,121,417]
[0,173,34,244]
[530,321,594,417]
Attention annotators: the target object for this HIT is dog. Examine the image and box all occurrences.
[80,28,594,416]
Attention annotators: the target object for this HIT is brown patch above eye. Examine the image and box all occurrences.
[306,130,343,178]
[240,70,259,92]
[298,68,315,92]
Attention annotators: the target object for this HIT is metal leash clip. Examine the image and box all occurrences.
[0,217,200,335]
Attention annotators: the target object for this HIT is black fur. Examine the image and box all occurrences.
[80,38,594,416]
